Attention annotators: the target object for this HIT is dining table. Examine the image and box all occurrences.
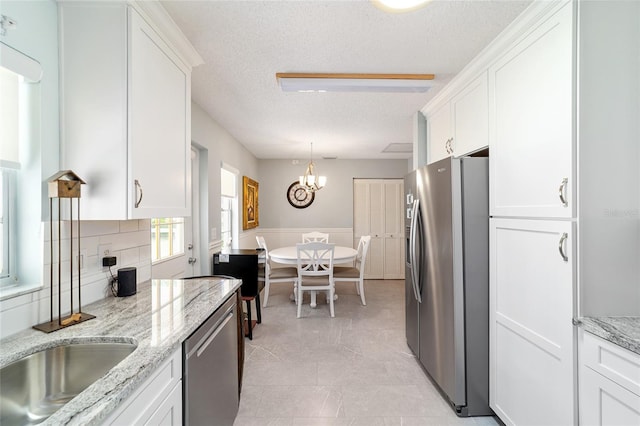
[269,245,358,308]
[268,246,358,265]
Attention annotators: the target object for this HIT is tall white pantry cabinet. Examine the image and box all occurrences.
[422,1,639,425]
[489,1,639,425]
[58,1,201,220]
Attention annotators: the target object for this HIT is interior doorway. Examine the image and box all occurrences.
[151,147,201,279]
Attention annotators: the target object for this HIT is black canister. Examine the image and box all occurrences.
[117,267,137,297]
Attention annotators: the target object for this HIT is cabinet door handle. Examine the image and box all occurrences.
[445,138,453,154]
[134,179,143,208]
[449,138,454,154]
[558,178,568,207]
[558,232,568,262]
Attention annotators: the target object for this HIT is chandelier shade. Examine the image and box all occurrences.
[299,143,326,192]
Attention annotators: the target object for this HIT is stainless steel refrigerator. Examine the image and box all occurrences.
[405,156,491,417]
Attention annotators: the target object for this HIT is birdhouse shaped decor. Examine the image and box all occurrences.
[47,170,85,199]
[35,169,95,333]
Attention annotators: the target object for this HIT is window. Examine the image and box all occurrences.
[220,196,233,251]
[151,217,185,262]
[221,165,237,251]
[0,42,43,293]
[0,169,16,281]
[0,65,21,285]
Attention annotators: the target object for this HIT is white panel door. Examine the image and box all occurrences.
[368,181,385,278]
[489,3,574,219]
[353,179,404,279]
[383,180,404,279]
[353,180,369,239]
[427,101,451,164]
[490,218,575,426]
[129,9,190,219]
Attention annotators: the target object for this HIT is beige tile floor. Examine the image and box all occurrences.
[234,280,500,426]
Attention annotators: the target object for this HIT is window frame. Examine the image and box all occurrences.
[150,217,185,264]
[220,164,239,251]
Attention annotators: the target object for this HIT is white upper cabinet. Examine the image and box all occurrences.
[426,72,489,164]
[489,3,573,219]
[59,2,198,220]
[426,100,452,164]
[451,73,488,158]
[129,10,190,218]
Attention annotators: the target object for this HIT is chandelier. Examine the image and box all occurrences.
[299,143,326,192]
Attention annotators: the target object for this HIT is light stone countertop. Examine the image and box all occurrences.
[580,316,640,356]
[0,277,241,426]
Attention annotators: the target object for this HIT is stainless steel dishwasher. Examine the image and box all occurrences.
[183,295,238,425]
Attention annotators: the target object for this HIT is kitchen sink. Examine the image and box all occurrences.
[0,341,137,426]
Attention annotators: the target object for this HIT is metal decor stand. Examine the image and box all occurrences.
[34,171,95,333]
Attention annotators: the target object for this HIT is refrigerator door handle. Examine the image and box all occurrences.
[409,199,418,301]
[410,199,422,303]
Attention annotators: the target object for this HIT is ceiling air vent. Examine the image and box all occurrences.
[382,143,412,153]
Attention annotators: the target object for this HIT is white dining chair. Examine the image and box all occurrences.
[256,236,298,307]
[333,235,371,306]
[296,242,335,318]
[301,231,329,243]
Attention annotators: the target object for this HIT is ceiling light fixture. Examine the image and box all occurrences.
[372,0,432,13]
[299,143,326,193]
[276,73,435,93]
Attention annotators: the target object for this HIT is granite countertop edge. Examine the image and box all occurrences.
[0,278,242,426]
[580,316,640,356]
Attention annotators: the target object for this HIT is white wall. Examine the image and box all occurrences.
[191,102,260,265]
[258,159,409,228]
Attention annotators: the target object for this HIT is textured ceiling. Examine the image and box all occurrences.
[162,0,531,160]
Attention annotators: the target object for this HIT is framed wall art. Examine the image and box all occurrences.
[242,176,259,230]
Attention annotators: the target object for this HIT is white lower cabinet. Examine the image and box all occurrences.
[105,349,182,425]
[579,331,640,426]
[489,218,575,426]
[144,381,183,426]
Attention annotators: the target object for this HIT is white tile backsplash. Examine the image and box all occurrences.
[0,219,151,339]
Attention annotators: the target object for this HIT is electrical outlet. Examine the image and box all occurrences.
[97,244,112,257]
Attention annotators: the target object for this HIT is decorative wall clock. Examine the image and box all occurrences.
[287,181,314,208]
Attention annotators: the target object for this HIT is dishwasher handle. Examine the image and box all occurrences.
[186,304,235,360]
